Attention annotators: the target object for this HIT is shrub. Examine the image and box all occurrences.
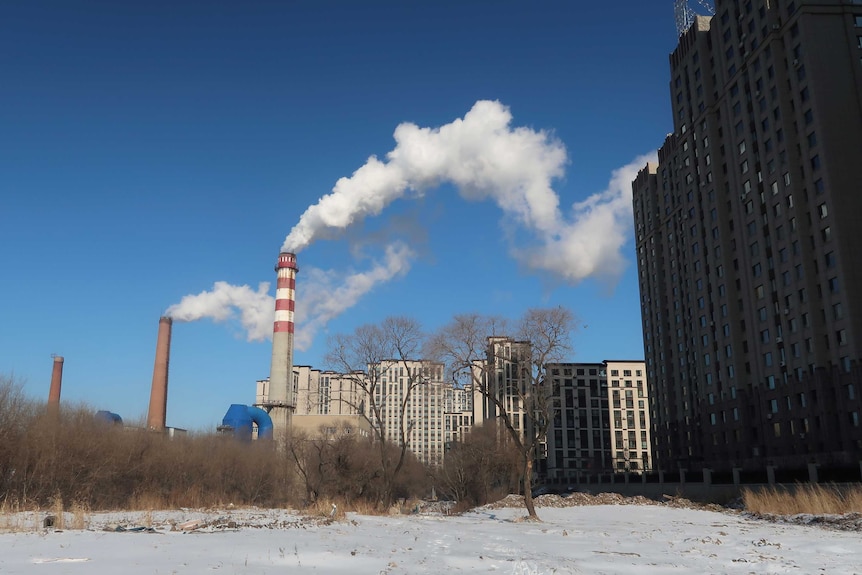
[742,484,862,515]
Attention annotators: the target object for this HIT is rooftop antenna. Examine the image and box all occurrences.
[674,0,716,37]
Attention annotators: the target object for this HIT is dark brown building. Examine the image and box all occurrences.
[634,1,862,473]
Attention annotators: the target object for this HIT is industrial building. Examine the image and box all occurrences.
[255,360,453,466]
[634,0,862,472]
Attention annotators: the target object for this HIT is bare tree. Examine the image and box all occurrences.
[435,421,519,507]
[429,307,575,520]
[324,316,429,509]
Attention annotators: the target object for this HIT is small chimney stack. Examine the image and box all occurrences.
[147,316,172,431]
[47,355,64,417]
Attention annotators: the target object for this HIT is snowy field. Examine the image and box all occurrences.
[2,500,861,574]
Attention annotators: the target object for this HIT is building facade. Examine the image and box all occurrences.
[369,360,448,467]
[634,1,862,472]
[472,337,533,438]
[444,384,474,448]
[544,361,651,481]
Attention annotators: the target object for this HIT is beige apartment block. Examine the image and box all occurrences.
[544,361,651,482]
[472,337,533,440]
[370,360,448,467]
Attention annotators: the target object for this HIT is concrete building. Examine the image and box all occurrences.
[371,360,448,467]
[633,1,862,473]
[444,384,474,448]
[257,361,465,466]
[472,337,533,438]
[544,361,651,482]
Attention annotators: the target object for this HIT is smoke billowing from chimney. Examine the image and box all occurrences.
[165,282,274,341]
[293,241,414,351]
[282,99,656,286]
[167,100,655,349]
[163,244,412,346]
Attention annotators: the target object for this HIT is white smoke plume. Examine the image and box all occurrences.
[515,152,658,285]
[293,241,415,351]
[165,243,414,345]
[282,99,655,287]
[283,100,567,253]
[165,282,274,342]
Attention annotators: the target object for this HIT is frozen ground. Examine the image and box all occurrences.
[1,497,861,574]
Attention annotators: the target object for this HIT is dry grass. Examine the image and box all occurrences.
[743,484,862,515]
[70,501,90,530]
[305,498,386,518]
[49,495,65,530]
[0,498,39,532]
[0,375,430,515]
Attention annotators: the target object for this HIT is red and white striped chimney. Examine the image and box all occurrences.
[147,316,172,431]
[268,252,298,433]
[47,355,64,417]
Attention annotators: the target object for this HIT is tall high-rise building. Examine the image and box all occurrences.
[634,1,862,472]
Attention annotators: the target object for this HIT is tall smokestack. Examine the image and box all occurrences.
[47,355,64,417]
[147,316,172,431]
[268,252,298,436]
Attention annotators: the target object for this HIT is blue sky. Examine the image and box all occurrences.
[1,1,687,431]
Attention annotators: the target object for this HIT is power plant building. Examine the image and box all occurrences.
[634,1,862,473]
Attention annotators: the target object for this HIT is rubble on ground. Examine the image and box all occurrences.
[481,492,719,511]
[743,511,862,532]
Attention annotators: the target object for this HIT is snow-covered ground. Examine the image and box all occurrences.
[1,498,860,574]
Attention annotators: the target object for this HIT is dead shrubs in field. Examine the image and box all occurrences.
[743,484,862,516]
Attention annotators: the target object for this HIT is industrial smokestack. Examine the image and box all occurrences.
[147,316,172,431]
[47,355,64,417]
[267,252,298,436]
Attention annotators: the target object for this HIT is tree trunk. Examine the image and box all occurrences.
[523,454,539,520]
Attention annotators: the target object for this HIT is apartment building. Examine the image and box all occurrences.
[370,360,448,467]
[444,383,474,447]
[544,361,651,481]
[633,1,862,472]
[472,337,532,438]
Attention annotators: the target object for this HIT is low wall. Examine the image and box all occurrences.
[545,462,862,503]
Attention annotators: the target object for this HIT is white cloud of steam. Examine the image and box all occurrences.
[165,243,414,346]
[293,241,414,351]
[515,152,658,285]
[169,101,654,346]
[165,282,274,342]
[282,100,567,253]
[282,99,655,288]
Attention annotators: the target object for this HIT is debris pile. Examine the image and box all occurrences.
[481,492,716,511]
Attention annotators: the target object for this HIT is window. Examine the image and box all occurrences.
[833,302,844,320]
[753,263,762,277]
[837,330,848,346]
